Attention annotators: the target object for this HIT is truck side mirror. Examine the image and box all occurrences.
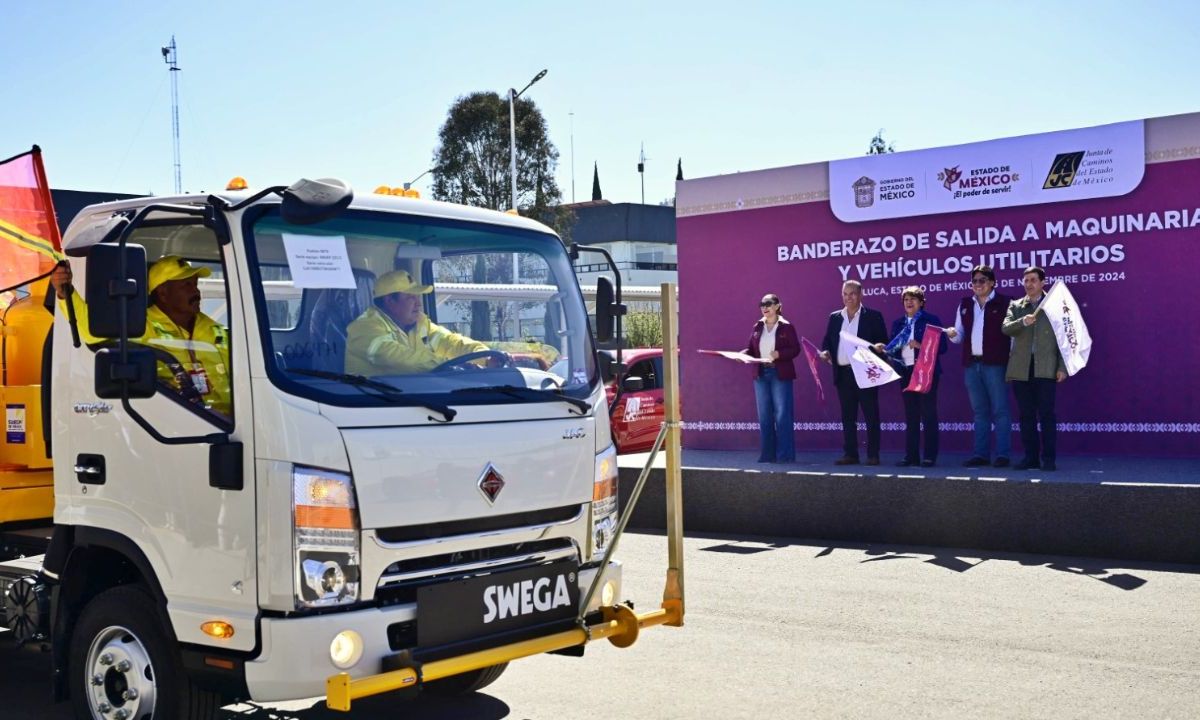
[94,348,157,399]
[622,376,645,392]
[85,243,148,338]
[595,277,615,342]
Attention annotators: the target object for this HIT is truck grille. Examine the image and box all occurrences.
[374,537,577,607]
[374,504,582,544]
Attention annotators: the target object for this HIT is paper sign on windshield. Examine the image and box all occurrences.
[282,233,357,289]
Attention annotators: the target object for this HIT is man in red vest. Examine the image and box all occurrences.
[945,265,1012,468]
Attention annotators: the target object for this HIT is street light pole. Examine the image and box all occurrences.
[508,69,548,212]
[403,167,435,192]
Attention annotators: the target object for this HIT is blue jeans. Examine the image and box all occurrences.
[963,361,1011,459]
[754,367,795,462]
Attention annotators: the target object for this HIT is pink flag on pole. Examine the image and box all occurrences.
[800,336,825,402]
[904,325,943,393]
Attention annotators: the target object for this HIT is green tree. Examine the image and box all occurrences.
[430,90,575,277]
[625,310,663,348]
[432,91,564,219]
[591,162,602,201]
[867,129,895,155]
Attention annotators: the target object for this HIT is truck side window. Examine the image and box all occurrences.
[103,224,235,426]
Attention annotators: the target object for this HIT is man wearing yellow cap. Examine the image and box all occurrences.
[50,255,232,418]
[345,269,489,376]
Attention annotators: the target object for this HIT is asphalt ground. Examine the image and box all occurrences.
[3,530,1196,719]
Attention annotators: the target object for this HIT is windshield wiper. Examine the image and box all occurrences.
[450,384,591,415]
[285,368,456,422]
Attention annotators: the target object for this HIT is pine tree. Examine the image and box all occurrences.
[591,162,602,201]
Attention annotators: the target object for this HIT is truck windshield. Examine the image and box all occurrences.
[244,207,598,408]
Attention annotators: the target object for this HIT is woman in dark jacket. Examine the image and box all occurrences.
[875,286,947,467]
[745,293,800,462]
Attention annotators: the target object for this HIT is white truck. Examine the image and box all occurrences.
[0,178,683,718]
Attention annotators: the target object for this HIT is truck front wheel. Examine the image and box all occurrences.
[69,586,221,720]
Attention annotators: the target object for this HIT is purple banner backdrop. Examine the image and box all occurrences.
[677,145,1200,457]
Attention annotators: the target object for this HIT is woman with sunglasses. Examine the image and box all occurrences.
[744,293,800,462]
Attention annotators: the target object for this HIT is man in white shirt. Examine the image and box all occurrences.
[819,280,889,465]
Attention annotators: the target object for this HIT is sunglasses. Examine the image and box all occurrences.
[760,301,777,308]
[970,277,992,285]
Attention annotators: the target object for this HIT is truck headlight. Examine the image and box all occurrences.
[590,444,619,558]
[293,466,361,608]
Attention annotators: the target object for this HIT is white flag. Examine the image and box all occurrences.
[1041,281,1092,376]
[850,346,900,389]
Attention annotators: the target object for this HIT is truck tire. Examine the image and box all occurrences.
[422,662,508,696]
[69,585,221,720]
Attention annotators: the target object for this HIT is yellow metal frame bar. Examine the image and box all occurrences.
[326,282,687,712]
[326,603,681,711]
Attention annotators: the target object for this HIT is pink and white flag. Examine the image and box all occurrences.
[800,336,825,402]
[840,330,899,389]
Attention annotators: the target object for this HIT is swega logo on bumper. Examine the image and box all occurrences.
[482,571,574,623]
[416,561,581,647]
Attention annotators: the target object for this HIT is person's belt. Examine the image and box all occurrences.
[971,355,984,361]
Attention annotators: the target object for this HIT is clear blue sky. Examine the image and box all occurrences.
[3,2,1198,207]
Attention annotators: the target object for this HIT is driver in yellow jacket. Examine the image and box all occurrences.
[345,269,490,376]
[50,256,232,418]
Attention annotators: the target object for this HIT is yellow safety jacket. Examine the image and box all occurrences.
[63,293,232,418]
[344,306,488,376]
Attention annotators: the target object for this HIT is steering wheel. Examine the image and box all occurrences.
[430,350,513,373]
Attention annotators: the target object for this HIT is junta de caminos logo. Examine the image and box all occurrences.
[937,166,962,191]
[1044,151,1085,189]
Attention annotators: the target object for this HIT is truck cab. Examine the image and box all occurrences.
[9,180,635,717]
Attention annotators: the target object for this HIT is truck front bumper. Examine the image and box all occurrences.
[243,560,622,702]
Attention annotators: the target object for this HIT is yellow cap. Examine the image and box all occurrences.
[148,255,212,293]
[373,269,432,298]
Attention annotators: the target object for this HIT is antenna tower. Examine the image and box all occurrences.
[161,36,182,193]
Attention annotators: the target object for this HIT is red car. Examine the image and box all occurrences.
[602,348,665,454]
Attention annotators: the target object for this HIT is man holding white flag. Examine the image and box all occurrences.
[820,280,889,465]
[1003,266,1067,471]
[1041,280,1092,376]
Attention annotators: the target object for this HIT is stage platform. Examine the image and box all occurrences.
[617,449,1200,565]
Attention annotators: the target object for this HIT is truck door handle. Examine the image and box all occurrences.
[74,454,106,484]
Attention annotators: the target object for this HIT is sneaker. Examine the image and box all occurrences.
[896,458,917,467]
[1014,458,1040,470]
[921,459,936,468]
[993,457,1010,468]
[834,456,859,466]
[963,456,990,467]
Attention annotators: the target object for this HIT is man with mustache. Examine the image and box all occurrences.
[50,255,232,418]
